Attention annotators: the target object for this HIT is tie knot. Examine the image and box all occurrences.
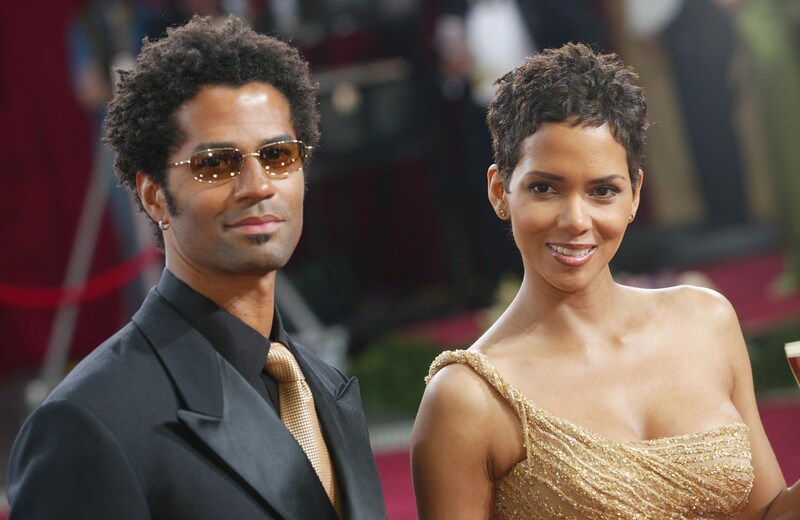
[265,342,305,383]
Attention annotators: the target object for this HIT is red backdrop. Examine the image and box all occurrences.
[0,1,447,378]
[0,1,126,377]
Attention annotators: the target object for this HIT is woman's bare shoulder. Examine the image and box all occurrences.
[412,350,514,518]
[632,284,737,322]
[413,353,505,464]
[621,284,742,357]
[423,352,498,417]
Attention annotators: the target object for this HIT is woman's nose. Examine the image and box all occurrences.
[557,195,591,234]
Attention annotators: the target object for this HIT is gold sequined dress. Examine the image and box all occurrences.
[426,350,754,519]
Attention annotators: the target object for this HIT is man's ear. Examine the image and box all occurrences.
[136,171,167,223]
[488,164,508,218]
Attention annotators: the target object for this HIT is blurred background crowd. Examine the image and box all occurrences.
[2,0,800,516]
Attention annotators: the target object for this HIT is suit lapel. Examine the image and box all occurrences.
[178,360,338,520]
[132,291,338,520]
[292,344,387,519]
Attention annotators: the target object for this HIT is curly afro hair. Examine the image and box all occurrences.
[486,42,648,190]
[104,15,320,243]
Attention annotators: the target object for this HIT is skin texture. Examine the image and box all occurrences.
[411,122,793,519]
[105,16,320,250]
[137,82,305,337]
[493,123,639,295]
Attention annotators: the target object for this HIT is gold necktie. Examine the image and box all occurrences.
[265,342,340,513]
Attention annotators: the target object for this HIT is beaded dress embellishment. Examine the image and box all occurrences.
[427,350,754,519]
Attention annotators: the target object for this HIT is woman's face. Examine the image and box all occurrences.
[488,122,641,293]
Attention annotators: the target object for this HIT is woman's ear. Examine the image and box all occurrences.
[631,168,644,217]
[136,171,166,223]
[488,164,509,219]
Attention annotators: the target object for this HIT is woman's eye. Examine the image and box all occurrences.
[530,183,552,194]
[594,186,619,198]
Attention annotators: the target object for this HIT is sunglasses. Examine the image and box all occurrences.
[171,140,310,183]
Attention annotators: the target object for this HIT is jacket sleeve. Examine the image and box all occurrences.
[8,397,150,519]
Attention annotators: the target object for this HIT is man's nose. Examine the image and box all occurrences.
[233,156,276,201]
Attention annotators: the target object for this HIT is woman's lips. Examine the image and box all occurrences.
[547,243,596,266]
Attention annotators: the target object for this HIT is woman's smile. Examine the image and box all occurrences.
[547,243,597,266]
[491,121,641,293]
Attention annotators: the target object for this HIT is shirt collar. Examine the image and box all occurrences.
[156,269,285,385]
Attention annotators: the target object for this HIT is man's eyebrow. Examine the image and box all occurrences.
[259,134,294,147]
[192,141,236,152]
[190,135,295,153]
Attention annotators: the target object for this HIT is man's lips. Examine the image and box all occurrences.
[227,215,283,234]
[547,243,596,266]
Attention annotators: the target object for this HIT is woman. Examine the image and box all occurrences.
[411,43,799,519]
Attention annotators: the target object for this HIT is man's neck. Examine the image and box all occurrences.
[170,266,277,338]
[216,283,276,338]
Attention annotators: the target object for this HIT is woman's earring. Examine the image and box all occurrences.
[498,209,508,219]
[159,219,170,231]
[628,214,634,223]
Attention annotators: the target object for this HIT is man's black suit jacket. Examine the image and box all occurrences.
[8,286,386,519]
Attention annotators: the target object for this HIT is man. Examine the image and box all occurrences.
[8,16,386,519]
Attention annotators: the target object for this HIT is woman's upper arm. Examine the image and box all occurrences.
[712,294,788,518]
[411,364,499,520]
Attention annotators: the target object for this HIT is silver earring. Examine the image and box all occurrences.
[498,209,507,219]
[158,220,170,231]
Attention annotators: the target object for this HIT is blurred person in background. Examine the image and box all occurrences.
[719,0,800,297]
[411,42,799,518]
[624,0,751,229]
[9,16,385,519]
[68,0,170,316]
[158,0,232,28]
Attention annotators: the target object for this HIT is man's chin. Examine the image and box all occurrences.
[247,233,272,245]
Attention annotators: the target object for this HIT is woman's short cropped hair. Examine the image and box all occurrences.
[486,42,648,189]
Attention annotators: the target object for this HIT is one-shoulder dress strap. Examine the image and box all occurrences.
[426,349,529,412]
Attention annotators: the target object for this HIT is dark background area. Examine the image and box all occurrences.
[1,0,795,384]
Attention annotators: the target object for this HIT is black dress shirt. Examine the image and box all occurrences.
[156,269,283,408]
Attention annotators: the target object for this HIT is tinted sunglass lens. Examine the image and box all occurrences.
[258,142,303,175]
[190,149,242,182]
